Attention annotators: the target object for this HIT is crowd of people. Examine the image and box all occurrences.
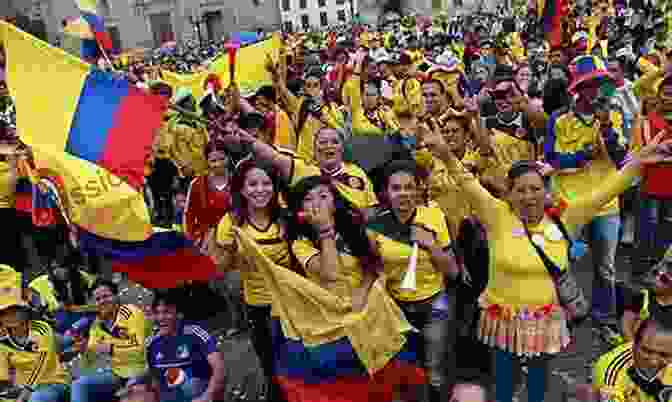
[0,3,671,402]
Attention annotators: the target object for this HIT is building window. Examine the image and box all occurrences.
[336,0,345,4]
[318,0,326,6]
[282,0,291,10]
[337,9,346,21]
[320,11,328,26]
[301,14,309,29]
[454,0,463,6]
[283,20,293,32]
[299,0,307,8]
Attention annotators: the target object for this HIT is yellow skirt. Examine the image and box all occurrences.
[477,297,571,357]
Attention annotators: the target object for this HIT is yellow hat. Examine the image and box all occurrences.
[0,265,26,311]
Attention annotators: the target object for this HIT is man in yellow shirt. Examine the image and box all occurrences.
[576,318,672,401]
[0,265,70,402]
[71,280,149,402]
[546,55,628,331]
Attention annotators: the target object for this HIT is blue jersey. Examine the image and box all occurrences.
[146,323,217,395]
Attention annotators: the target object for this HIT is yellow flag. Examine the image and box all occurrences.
[0,22,152,242]
[234,228,411,375]
[161,33,281,102]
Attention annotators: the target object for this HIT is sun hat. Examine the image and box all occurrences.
[568,55,615,94]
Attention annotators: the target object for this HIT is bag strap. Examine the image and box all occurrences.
[521,220,564,278]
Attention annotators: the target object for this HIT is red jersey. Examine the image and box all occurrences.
[641,112,672,199]
[184,175,231,240]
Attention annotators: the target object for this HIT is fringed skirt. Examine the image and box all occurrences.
[476,296,571,357]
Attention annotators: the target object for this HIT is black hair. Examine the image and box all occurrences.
[286,176,382,273]
[370,159,422,203]
[50,246,90,306]
[254,85,276,102]
[152,288,184,312]
[92,279,118,296]
[230,158,284,227]
[507,160,544,187]
[542,78,571,116]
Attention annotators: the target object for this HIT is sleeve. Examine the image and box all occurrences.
[183,177,201,240]
[0,350,9,382]
[188,326,218,356]
[216,214,235,247]
[633,66,663,99]
[544,112,592,169]
[406,78,425,117]
[291,238,320,269]
[288,158,320,187]
[600,112,628,168]
[347,76,385,136]
[562,162,639,230]
[108,307,148,351]
[441,154,507,231]
[430,208,452,249]
[26,325,52,387]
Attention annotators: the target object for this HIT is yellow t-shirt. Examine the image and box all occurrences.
[346,76,399,136]
[28,272,97,313]
[0,161,16,209]
[88,304,148,379]
[593,342,672,402]
[0,320,69,387]
[442,155,638,311]
[291,237,363,305]
[369,205,452,302]
[216,214,292,306]
[288,157,378,209]
[480,128,536,187]
[550,111,625,216]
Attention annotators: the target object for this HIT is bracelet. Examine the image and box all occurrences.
[319,228,336,240]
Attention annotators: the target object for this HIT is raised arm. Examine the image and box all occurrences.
[563,133,672,230]
[422,126,506,230]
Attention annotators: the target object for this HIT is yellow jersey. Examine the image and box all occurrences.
[0,320,69,387]
[28,272,96,313]
[88,304,149,379]
[368,205,452,302]
[217,214,292,306]
[0,161,16,209]
[593,342,672,402]
[287,155,378,209]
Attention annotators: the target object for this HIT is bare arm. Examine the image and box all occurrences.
[202,352,226,401]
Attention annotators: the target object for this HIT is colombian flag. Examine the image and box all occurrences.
[542,0,568,47]
[74,0,113,54]
[234,228,426,402]
[1,21,157,241]
[78,227,219,289]
[160,33,281,102]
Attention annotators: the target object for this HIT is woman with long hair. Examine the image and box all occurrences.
[210,159,290,402]
[367,159,461,401]
[422,127,672,402]
[246,174,423,401]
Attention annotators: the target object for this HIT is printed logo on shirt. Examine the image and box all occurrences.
[156,352,164,361]
[176,345,190,359]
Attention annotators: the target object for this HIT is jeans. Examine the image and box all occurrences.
[29,384,69,402]
[398,290,458,393]
[246,304,286,402]
[574,214,621,324]
[492,348,550,402]
[71,371,124,402]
